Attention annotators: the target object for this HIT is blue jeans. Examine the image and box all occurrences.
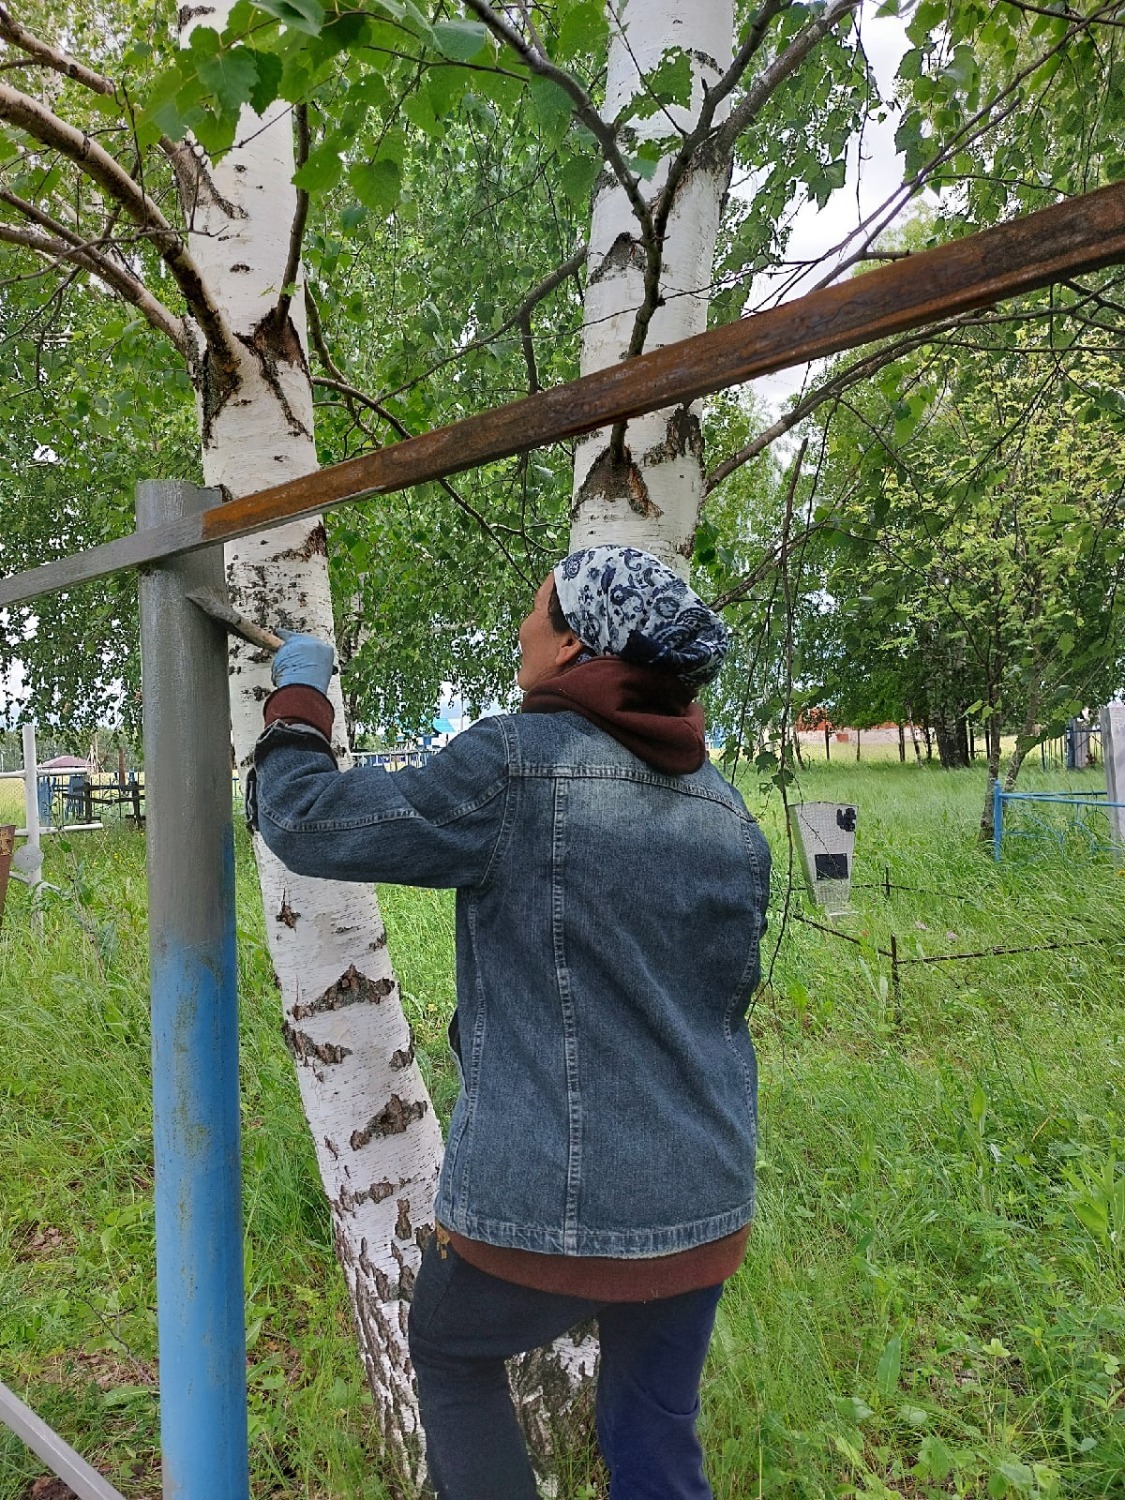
[408,1237,723,1499]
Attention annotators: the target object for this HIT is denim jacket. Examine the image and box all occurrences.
[251,708,771,1258]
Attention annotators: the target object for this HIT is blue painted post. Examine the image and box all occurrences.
[136,480,249,1500]
[993,780,1003,862]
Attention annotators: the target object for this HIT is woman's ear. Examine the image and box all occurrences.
[554,632,583,670]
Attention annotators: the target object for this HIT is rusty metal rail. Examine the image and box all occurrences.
[1,181,1124,611]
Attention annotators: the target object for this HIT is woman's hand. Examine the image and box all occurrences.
[271,630,336,695]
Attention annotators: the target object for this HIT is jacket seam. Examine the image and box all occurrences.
[551,777,582,1252]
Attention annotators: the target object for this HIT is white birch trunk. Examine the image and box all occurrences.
[178,8,440,1486]
[571,0,734,569]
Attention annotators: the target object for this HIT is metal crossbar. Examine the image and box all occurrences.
[1,181,1124,612]
[0,1381,127,1500]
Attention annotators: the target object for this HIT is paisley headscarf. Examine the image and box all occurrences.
[553,545,731,689]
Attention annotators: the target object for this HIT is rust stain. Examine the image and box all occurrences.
[0,825,15,931]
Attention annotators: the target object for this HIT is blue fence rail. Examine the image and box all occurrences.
[992,783,1125,860]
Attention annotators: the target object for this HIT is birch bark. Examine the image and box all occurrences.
[178,8,440,1485]
[571,0,734,568]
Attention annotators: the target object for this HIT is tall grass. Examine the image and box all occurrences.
[1,759,1121,1498]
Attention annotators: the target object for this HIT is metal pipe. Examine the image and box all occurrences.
[0,1381,127,1500]
[136,480,249,1500]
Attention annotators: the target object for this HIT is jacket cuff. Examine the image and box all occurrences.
[263,684,335,741]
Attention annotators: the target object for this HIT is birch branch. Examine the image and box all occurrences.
[275,104,310,328]
[712,0,860,162]
[0,219,191,355]
[0,5,205,188]
[0,4,114,95]
[0,82,238,383]
[624,0,790,363]
[459,1,657,249]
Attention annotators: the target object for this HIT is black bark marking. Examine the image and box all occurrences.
[395,1199,412,1241]
[350,1095,428,1150]
[276,523,328,561]
[291,964,394,1021]
[587,231,644,285]
[573,445,660,519]
[640,404,703,467]
[283,1022,352,1066]
[276,895,299,928]
[337,1178,395,1212]
[390,1029,415,1070]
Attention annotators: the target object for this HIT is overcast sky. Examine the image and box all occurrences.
[749,8,911,412]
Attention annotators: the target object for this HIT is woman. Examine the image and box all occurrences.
[250,545,771,1500]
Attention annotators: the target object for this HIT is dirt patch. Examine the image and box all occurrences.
[10,1223,73,1262]
[20,1479,79,1500]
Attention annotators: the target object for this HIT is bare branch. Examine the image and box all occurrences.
[460,0,657,248]
[0,4,114,95]
[0,219,191,355]
[707,516,827,612]
[712,0,860,162]
[275,103,310,328]
[0,82,238,381]
[366,243,586,407]
[305,286,534,579]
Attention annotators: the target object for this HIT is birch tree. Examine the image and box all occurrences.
[0,3,439,1481]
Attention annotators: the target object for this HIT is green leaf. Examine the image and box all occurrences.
[996,1459,1034,1492]
[432,20,491,62]
[875,1334,901,1398]
[555,1,609,60]
[247,50,283,115]
[253,0,325,35]
[529,76,574,144]
[197,48,260,113]
[559,152,599,210]
[292,139,343,193]
[649,48,693,108]
[348,158,401,216]
[917,1435,954,1481]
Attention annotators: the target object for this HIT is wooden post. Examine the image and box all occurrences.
[0,825,13,931]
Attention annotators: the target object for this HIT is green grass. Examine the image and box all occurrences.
[1,760,1122,1498]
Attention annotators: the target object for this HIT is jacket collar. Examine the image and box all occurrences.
[520,657,706,775]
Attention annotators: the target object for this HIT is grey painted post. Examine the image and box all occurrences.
[136,480,249,1500]
[1102,704,1125,848]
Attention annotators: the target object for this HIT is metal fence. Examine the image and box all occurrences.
[992,782,1125,860]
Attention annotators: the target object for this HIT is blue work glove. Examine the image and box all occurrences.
[271,630,335,695]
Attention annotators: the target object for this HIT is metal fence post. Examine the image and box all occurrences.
[136,480,249,1500]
